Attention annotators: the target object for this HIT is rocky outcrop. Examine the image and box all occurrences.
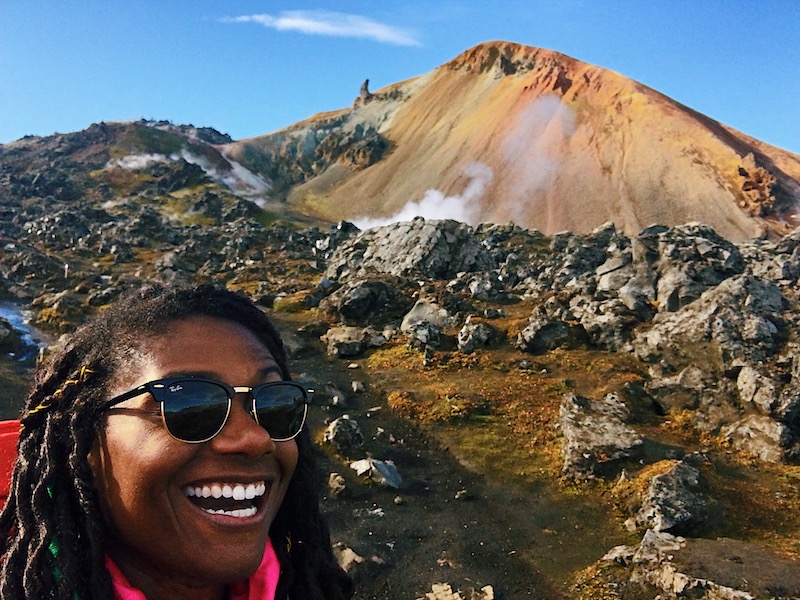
[559,392,643,479]
[627,459,711,534]
[457,320,499,354]
[357,79,373,105]
[226,217,800,467]
[515,311,573,353]
[737,152,786,217]
[6,200,800,465]
[317,279,413,325]
[321,326,389,358]
[324,415,364,454]
[0,317,26,355]
[224,113,389,198]
[632,275,785,371]
[602,530,800,599]
[326,218,496,280]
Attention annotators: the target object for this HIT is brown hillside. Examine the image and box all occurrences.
[226,41,800,241]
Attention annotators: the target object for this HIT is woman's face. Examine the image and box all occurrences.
[89,316,298,594]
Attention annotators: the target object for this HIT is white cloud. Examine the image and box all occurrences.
[223,10,420,46]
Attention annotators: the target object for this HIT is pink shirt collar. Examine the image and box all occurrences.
[105,538,280,600]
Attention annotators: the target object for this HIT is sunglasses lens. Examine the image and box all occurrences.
[162,380,230,442]
[254,384,307,440]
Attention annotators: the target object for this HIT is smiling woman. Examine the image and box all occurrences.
[0,284,353,600]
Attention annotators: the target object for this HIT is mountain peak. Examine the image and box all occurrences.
[445,40,562,76]
[228,41,800,241]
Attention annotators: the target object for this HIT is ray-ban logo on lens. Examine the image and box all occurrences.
[169,385,184,393]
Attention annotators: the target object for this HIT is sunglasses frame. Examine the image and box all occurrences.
[101,376,313,443]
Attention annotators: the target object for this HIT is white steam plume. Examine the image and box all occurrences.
[104,150,271,205]
[178,150,271,197]
[499,95,576,223]
[352,162,492,230]
[108,153,166,170]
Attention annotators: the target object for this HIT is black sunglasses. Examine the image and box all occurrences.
[101,377,313,443]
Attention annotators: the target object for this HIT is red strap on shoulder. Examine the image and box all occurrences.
[0,420,20,506]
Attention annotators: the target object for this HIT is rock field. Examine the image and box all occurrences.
[2,163,800,595]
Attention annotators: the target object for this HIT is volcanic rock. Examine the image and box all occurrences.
[632,275,785,371]
[318,278,413,325]
[325,218,496,281]
[324,415,364,454]
[457,320,498,354]
[515,312,571,353]
[0,318,26,355]
[628,459,710,534]
[559,392,643,479]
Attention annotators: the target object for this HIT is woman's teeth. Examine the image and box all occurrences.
[183,482,267,518]
[184,482,266,501]
[204,506,257,518]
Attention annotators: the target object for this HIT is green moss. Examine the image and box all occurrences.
[436,418,554,482]
[543,379,572,395]
[571,561,658,600]
[273,291,314,314]
[367,344,421,370]
[129,124,185,155]
[253,210,282,228]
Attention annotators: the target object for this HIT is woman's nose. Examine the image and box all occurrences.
[208,394,274,456]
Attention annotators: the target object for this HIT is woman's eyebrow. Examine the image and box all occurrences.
[159,365,284,381]
[258,365,284,379]
[160,370,220,380]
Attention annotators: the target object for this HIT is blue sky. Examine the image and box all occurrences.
[1,1,798,152]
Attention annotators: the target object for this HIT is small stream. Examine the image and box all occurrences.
[0,302,48,360]
[0,302,49,419]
